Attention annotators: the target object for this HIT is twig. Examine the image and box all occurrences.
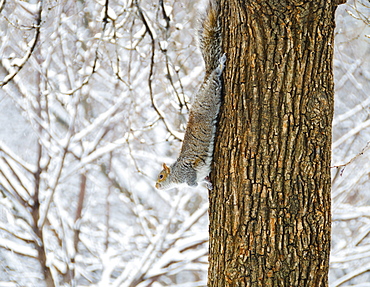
[59,49,99,96]
[102,0,110,31]
[66,173,87,284]
[0,164,29,208]
[59,133,129,182]
[0,141,36,173]
[0,0,43,87]
[59,0,111,96]
[1,157,32,198]
[0,239,38,258]
[159,0,188,111]
[331,141,370,175]
[0,0,6,14]
[39,94,79,229]
[0,223,34,244]
[135,0,182,141]
[332,262,370,286]
[105,154,113,251]
[112,193,183,287]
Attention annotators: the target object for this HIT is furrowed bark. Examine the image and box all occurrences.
[209,0,343,286]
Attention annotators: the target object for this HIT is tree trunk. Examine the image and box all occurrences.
[209,0,343,286]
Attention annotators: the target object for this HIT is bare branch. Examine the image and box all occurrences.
[159,0,189,112]
[60,133,129,182]
[0,0,6,14]
[135,0,182,141]
[0,238,38,258]
[0,0,43,87]
[0,141,37,174]
[0,165,29,208]
[331,262,370,286]
[0,222,35,244]
[331,141,370,175]
[332,119,370,149]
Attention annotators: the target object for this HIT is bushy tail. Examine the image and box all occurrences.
[199,0,222,76]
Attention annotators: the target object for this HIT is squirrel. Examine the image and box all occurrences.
[155,0,225,190]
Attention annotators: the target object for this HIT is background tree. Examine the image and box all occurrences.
[330,0,370,285]
[0,0,369,286]
[0,0,209,286]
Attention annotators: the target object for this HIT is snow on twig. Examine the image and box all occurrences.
[0,238,38,258]
[331,262,370,286]
[0,1,43,87]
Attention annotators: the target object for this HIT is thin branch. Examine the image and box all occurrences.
[0,0,43,87]
[74,174,86,251]
[1,157,32,199]
[102,0,110,31]
[331,141,370,175]
[57,0,111,96]
[0,223,35,244]
[0,239,38,258]
[0,0,6,14]
[135,0,182,141]
[332,262,370,286]
[105,154,113,251]
[2,15,38,31]
[127,137,143,174]
[0,184,34,227]
[332,96,370,126]
[59,49,99,96]
[111,22,130,87]
[333,205,370,221]
[39,139,70,229]
[39,94,80,229]
[0,165,29,208]
[67,173,87,285]
[159,0,188,112]
[71,94,127,142]
[332,118,370,150]
[59,133,129,182]
[112,193,183,287]
[0,140,36,173]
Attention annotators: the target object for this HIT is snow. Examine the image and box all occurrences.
[0,0,369,286]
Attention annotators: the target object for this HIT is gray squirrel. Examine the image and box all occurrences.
[155,0,225,190]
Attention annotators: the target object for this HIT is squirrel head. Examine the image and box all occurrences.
[155,163,172,190]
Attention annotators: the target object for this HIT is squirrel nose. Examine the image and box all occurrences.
[155,182,160,189]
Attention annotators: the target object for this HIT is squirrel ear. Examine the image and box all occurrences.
[163,163,170,172]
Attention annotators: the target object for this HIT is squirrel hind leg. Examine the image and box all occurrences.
[188,181,198,187]
[219,53,226,66]
[185,167,198,187]
[216,53,227,74]
[187,178,198,187]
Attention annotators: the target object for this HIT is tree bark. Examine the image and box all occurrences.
[209,0,343,286]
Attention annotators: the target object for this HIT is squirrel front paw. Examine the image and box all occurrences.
[205,176,213,190]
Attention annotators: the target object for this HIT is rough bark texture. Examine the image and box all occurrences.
[209,0,341,286]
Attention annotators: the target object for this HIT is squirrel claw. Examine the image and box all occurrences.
[205,176,213,190]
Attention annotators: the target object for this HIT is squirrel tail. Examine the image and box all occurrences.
[199,0,222,76]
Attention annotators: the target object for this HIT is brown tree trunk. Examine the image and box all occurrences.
[209,0,344,286]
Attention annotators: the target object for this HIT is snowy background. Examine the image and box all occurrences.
[0,0,369,286]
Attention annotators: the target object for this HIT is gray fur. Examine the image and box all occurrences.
[156,1,224,190]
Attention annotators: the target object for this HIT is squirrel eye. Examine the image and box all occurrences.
[159,174,164,179]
